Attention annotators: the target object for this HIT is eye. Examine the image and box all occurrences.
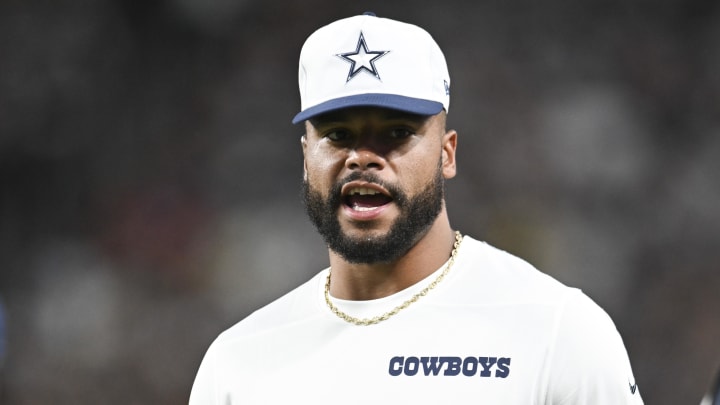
[388,128,414,140]
[324,129,351,142]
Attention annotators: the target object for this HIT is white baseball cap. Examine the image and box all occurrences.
[292,12,450,124]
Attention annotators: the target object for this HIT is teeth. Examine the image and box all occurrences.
[353,206,376,212]
[349,187,379,196]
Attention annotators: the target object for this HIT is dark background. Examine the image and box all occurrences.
[1,0,719,404]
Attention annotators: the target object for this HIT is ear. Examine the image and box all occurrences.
[301,134,308,181]
[441,129,458,179]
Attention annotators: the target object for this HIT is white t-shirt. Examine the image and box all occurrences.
[190,236,643,404]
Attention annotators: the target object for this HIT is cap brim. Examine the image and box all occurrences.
[292,93,444,124]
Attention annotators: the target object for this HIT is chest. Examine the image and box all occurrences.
[214,307,557,404]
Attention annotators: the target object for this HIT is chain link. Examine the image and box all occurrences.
[324,231,463,326]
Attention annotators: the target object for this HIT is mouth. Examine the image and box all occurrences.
[341,183,393,212]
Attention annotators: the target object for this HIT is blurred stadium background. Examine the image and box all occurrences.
[1,0,719,403]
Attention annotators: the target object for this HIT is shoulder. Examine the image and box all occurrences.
[214,269,328,344]
[457,237,642,402]
[447,236,576,306]
[455,236,624,341]
[190,270,329,405]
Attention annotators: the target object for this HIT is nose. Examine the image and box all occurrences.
[345,144,386,171]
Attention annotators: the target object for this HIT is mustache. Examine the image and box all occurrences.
[338,172,386,190]
[328,172,406,206]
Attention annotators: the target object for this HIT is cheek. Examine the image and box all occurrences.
[304,150,341,186]
[403,152,441,188]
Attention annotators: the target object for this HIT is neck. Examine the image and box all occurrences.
[327,212,456,300]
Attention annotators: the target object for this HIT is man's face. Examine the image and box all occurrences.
[301,107,457,264]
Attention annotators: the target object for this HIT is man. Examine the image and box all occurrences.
[190,13,643,404]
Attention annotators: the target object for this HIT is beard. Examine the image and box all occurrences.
[302,161,445,264]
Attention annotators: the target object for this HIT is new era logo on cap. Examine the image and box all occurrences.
[292,13,451,124]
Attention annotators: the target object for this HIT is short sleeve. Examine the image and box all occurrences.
[546,290,643,405]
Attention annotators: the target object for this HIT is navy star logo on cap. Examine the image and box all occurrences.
[337,32,389,82]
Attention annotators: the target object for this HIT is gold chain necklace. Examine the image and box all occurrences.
[324,231,463,326]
